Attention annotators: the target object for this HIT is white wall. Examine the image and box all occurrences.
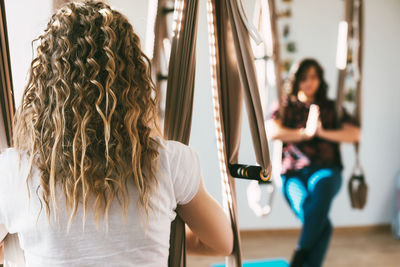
[106,0,149,41]
[4,0,400,230]
[348,0,400,226]
[4,0,52,107]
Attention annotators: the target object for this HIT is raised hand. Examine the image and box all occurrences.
[303,104,320,139]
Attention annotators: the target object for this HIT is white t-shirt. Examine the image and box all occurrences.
[0,139,201,267]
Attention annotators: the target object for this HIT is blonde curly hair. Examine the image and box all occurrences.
[13,1,161,227]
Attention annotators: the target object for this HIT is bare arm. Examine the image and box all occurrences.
[0,241,3,264]
[0,225,7,242]
[266,119,309,142]
[176,178,233,256]
[0,224,6,264]
[266,104,319,142]
[317,123,360,143]
[267,104,360,144]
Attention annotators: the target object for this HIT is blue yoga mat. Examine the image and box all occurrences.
[212,258,289,267]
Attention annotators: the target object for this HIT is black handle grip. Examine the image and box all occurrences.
[162,7,175,14]
[157,73,168,81]
[229,164,271,183]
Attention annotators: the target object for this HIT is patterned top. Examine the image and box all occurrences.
[270,96,356,175]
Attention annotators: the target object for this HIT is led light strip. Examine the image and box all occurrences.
[352,0,361,82]
[172,0,184,39]
[206,0,233,213]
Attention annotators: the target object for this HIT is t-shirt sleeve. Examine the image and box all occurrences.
[0,148,19,232]
[0,149,10,226]
[170,142,202,205]
[269,101,281,120]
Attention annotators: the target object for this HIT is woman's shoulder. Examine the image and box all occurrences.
[157,138,197,162]
[0,147,30,177]
[318,99,336,112]
[157,138,200,171]
[284,95,305,109]
[0,148,30,201]
[157,137,190,152]
[0,147,18,157]
[156,138,201,205]
[0,147,24,169]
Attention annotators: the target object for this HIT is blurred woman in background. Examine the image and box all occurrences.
[267,58,360,267]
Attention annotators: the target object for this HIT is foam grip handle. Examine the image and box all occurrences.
[229,164,271,183]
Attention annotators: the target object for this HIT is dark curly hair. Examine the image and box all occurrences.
[13,1,161,227]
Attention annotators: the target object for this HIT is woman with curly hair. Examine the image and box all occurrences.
[0,1,233,266]
[267,59,360,267]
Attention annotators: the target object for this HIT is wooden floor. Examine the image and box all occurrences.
[188,225,400,267]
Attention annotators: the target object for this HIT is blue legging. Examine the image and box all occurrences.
[282,166,342,267]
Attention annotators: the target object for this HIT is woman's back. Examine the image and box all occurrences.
[0,139,201,266]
